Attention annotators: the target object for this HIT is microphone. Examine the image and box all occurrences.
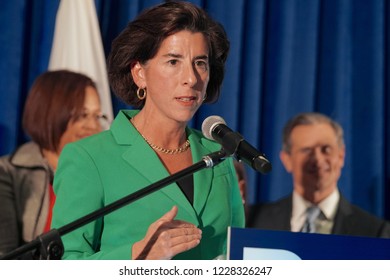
[201,115,272,174]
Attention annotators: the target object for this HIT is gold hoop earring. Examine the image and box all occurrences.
[137,87,147,100]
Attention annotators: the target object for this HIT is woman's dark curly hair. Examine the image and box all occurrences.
[107,1,229,108]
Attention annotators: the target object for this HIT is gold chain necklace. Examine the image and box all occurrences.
[130,118,190,155]
[143,138,190,155]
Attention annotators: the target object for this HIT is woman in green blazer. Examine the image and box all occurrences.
[51,2,245,260]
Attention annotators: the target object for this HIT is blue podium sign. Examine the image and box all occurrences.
[228,227,390,260]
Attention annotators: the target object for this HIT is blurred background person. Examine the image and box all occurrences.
[51,1,245,260]
[0,70,106,259]
[247,112,390,238]
[234,161,249,218]
[234,161,247,205]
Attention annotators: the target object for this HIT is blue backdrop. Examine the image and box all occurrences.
[0,0,389,220]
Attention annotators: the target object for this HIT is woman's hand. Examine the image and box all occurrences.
[132,206,202,259]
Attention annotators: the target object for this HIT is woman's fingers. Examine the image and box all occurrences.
[152,226,202,259]
[132,206,202,259]
[158,205,178,222]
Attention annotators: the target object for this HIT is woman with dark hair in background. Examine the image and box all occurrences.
[0,70,106,258]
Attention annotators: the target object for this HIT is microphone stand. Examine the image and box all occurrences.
[0,150,227,260]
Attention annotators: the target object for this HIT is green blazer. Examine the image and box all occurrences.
[52,110,245,260]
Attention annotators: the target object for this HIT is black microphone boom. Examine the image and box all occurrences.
[202,115,272,174]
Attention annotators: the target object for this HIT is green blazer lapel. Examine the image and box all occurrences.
[111,110,198,221]
[111,110,169,184]
[189,130,215,215]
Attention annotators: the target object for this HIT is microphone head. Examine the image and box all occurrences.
[201,115,226,140]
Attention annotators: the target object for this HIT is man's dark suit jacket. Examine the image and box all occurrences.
[247,194,390,238]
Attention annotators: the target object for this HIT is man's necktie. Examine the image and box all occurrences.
[301,206,321,233]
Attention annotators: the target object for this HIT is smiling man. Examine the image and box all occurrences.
[248,112,390,238]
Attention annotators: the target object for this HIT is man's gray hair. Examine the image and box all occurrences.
[282,112,345,153]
